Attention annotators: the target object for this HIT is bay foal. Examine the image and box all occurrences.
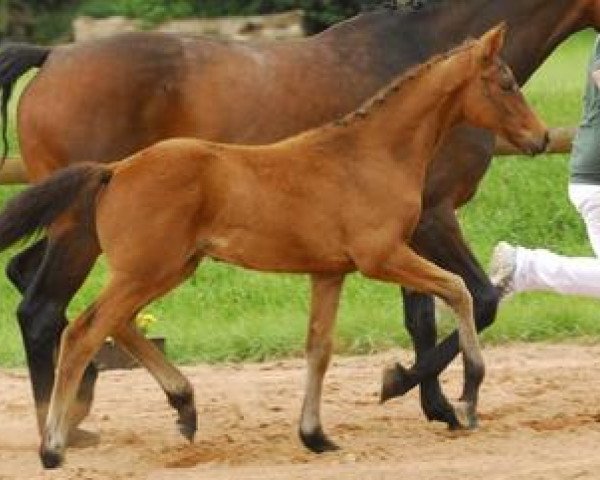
[0,25,547,468]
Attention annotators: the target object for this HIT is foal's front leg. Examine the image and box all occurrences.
[356,244,485,429]
[383,208,499,415]
[299,273,344,453]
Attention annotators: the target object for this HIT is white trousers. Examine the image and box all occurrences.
[514,183,600,296]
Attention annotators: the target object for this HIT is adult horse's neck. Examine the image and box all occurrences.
[334,44,474,178]
[327,0,593,87]
[497,0,592,83]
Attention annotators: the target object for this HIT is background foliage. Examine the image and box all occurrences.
[0,0,385,43]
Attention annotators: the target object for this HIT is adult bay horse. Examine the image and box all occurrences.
[0,0,597,434]
[0,26,548,468]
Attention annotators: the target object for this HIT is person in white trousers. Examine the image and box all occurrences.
[490,36,600,298]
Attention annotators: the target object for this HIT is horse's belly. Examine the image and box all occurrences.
[200,234,354,274]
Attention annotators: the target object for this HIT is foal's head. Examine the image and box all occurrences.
[462,23,548,155]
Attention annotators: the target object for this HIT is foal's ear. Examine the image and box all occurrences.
[479,22,507,63]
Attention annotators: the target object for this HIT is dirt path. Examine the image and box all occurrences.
[1,343,600,479]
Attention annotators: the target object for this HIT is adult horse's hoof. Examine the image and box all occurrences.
[299,428,340,453]
[39,446,63,469]
[420,383,461,429]
[380,362,412,403]
[451,401,478,430]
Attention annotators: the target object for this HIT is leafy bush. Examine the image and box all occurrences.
[78,0,196,25]
[78,0,384,33]
[4,0,387,42]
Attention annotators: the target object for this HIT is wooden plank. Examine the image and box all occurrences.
[0,157,28,184]
[495,126,576,156]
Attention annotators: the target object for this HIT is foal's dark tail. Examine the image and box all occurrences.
[0,42,52,164]
[0,163,112,251]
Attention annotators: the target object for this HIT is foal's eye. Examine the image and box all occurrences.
[500,79,514,92]
[497,65,516,92]
[499,73,516,92]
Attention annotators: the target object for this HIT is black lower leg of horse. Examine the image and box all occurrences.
[383,208,499,412]
[382,288,460,428]
[16,231,100,431]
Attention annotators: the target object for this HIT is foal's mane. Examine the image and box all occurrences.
[335,37,477,127]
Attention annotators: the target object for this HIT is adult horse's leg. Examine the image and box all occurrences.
[383,287,461,429]
[111,323,196,441]
[358,243,485,429]
[381,208,499,414]
[299,273,344,453]
[13,228,100,433]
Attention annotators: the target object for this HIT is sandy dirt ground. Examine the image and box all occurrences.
[1,343,600,479]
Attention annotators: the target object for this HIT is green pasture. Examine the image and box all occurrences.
[0,30,599,366]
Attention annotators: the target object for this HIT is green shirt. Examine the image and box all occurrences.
[569,36,600,184]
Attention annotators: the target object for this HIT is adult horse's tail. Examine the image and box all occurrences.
[0,42,52,164]
[0,163,112,251]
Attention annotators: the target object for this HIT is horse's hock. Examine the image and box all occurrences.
[72,10,305,43]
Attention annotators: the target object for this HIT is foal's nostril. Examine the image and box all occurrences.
[530,130,550,155]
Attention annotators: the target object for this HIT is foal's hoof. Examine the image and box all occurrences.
[39,446,64,469]
[177,408,197,443]
[299,428,340,453]
[451,401,478,431]
[380,362,412,403]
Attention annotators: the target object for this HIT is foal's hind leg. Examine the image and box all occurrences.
[357,244,485,429]
[41,279,143,468]
[112,323,196,441]
[40,255,200,468]
[299,274,344,453]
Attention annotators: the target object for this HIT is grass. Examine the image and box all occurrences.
[0,30,599,366]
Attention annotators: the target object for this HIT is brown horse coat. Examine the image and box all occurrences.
[0,26,548,468]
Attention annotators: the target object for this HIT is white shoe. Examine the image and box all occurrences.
[489,241,517,299]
